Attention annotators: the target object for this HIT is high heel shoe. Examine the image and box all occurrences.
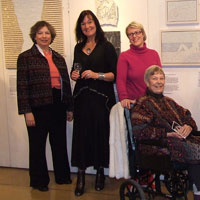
[95,167,105,191]
[75,170,85,196]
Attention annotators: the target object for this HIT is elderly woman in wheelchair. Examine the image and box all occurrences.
[125,65,200,200]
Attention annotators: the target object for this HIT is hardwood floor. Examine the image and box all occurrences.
[0,167,194,200]
[0,167,123,200]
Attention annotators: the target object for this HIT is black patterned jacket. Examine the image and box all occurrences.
[131,89,200,164]
[17,44,73,114]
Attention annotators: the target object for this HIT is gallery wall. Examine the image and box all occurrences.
[0,0,200,174]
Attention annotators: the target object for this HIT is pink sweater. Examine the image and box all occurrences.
[116,43,161,101]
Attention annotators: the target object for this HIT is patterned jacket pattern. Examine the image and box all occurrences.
[17,44,73,114]
[131,90,200,164]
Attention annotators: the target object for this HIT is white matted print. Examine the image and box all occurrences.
[166,0,199,24]
[161,30,200,65]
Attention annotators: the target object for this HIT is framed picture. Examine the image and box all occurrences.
[161,29,200,65]
[166,0,199,24]
[104,31,121,56]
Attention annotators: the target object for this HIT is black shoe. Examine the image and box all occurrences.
[75,170,85,196]
[32,185,49,192]
[95,167,105,191]
[56,179,72,184]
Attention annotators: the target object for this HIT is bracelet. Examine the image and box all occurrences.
[98,72,105,80]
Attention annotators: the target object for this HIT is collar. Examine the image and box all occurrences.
[130,42,148,54]
[146,88,164,99]
[35,44,52,57]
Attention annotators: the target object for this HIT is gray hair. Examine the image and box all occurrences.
[144,65,165,84]
[125,21,147,41]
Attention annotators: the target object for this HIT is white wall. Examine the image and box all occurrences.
[0,10,10,166]
[0,0,200,173]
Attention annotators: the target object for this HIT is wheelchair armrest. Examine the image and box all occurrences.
[137,139,168,148]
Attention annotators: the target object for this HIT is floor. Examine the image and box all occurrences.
[0,167,194,200]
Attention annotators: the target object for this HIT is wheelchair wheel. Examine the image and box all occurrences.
[120,179,146,200]
[164,170,188,198]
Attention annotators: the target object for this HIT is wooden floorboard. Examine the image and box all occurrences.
[0,167,194,200]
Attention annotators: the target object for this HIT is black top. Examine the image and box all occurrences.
[72,40,118,110]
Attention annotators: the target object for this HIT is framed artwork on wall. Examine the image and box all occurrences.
[1,0,64,69]
[104,31,121,56]
[166,0,199,24]
[161,29,200,65]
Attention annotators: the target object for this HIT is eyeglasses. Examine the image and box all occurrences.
[127,31,142,37]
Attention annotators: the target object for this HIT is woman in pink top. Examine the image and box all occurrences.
[116,21,161,109]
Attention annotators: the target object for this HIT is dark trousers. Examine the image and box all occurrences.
[26,89,71,187]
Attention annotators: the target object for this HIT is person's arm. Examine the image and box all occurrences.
[17,53,32,114]
[81,41,117,82]
[116,53,135,108]
[66,111,73,122]
[131,101,167,140]
[168,98,197,131]
[155,51,162,67]
[116,53,129,101]
[81,70,114,81]
[70,45,81,81]
[24,112,35,126]
[17,54,35,126]
[58,54,74,112]
[167,124,192,139]
[120,99,136,109]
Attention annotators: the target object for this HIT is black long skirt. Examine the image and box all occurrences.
[71,89,110,170]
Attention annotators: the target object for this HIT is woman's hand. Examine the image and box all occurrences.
[67,111,73,122]
[24,112,35,127]
[120,99,136,109]
[176,124,192,139]
[71,70,80,81]
[167,132,184,139]
[167,124,192,139]
[81,70,98,79]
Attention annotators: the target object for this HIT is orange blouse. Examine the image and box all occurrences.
[44,51,61,89]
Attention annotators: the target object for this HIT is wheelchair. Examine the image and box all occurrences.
[119,108,189,200]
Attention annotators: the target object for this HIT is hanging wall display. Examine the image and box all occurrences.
[104,31,120,56]
[166,0,199,24]
[95,0,118,26]
[161,29,200,65]
[1,0,64,69]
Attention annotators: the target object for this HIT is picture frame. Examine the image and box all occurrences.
[166,0,199,24]
[161,29,200,65]
[104,31,121,56]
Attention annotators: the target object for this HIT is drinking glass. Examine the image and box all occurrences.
[73,63,82,74]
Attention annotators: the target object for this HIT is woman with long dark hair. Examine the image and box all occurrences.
[71,10,117,196]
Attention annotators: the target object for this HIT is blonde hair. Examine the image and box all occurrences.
[125,21,147,41]
[144,65,164,84]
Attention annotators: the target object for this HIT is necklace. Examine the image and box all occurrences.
[86,48,91,55]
